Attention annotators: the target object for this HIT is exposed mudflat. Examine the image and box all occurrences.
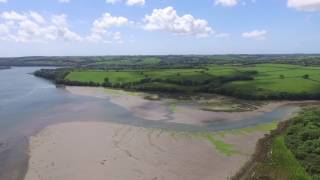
[24,121,266,180]
[66,86,300,126]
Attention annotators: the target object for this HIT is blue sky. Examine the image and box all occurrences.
[0,0,319,56]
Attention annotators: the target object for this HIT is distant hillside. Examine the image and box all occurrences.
[1,54,320,70]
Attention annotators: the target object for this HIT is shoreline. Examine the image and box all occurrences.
[65,86,313,126]
[22,87,318,180]
[0,66,10,70]
[231,118,293,180]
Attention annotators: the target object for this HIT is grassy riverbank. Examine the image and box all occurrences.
[236,107,320,180]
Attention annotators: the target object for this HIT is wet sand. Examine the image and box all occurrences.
[23,86,312,180]
[24,121,266,180]
[66,86,170,121]
[66,86,299,125]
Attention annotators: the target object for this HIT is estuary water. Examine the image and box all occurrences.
[0,67,299,180]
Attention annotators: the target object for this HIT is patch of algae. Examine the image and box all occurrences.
[167,121,279,156]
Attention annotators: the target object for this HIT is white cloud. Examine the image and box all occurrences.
[0,11,130,43]
[29,11,45,24]
[1,11,28,21]
[242,30,267,40]
[214,0,257,7]
[215,0,238,7]
[87,13,128,42]
[126,0,145,6]
[106,0,120,4]
[106,0,145,6]
[287,0,320,11]
[144,6,213,37]
[0,23,10,40]
[52,14,68,27]
[0,0,7,3]
[0,11,82,42]
[51,14,82,41]
[59,0,70,3]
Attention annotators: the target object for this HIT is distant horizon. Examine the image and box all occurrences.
[1,53,320,58]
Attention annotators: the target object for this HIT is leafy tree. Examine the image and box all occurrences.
[303,74,310,79]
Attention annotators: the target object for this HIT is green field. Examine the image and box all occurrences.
[66,71,145,84]
[63,63,320,99]
[221,64,320,96]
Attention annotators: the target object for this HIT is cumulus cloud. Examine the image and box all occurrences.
[287,0,320,11]
[87,13,128,42]
[51,14,82,41]
[29,11,46,24]
[1,11,28,21]
[144,6,213,37]
[214,0,257,7]
[215,0,238,7]
[106,0,145,6]
[242,30,267,40]
[126,0,145,6]
[0,23,10,40]
[0,11,131,43]
[0,11,82,42]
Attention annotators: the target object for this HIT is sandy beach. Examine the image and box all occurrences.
[24,121,266,180]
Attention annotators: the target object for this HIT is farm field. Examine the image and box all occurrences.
[221,64,320,96]
[66,71,145,84]
[63,63,320,100]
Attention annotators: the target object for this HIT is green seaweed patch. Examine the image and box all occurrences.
[206,133,237,156]
[169,103,177,112]
[204,133,237,156]
[169,131,194,139]
[127,91,142,96]
[104,88,122,95]
[221,121,278,136]
[104,88,143,97]
[168,131,237,156]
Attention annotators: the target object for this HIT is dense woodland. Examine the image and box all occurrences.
[285,107,320,179]
[245,107,320,180]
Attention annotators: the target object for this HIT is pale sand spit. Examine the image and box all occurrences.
[65,86,298,125]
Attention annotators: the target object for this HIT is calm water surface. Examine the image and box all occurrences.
[0,67,299,180]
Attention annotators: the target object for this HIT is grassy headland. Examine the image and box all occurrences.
[35,63,320,100]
